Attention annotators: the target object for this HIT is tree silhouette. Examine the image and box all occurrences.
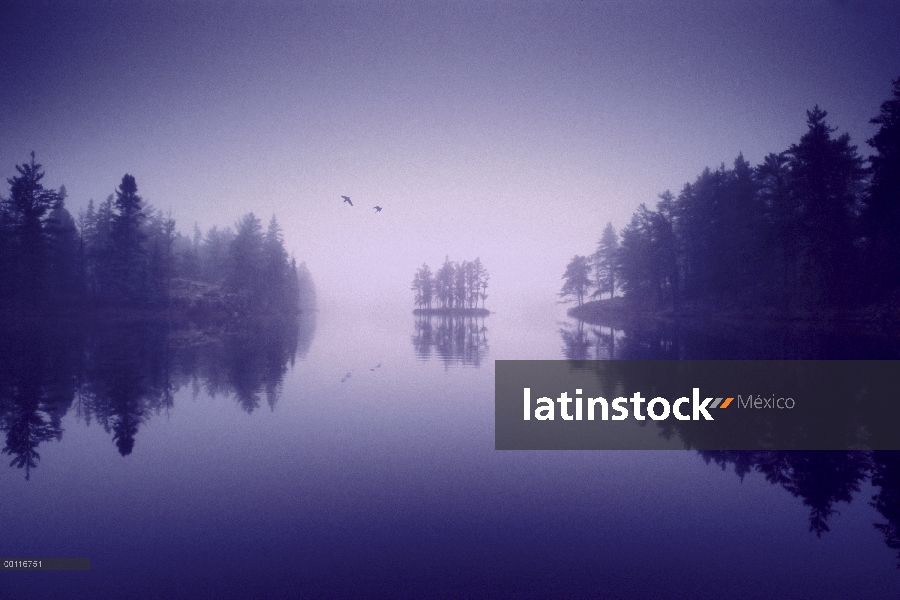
[559,255,592,307]
[786,106,865,309]
[412,258,488,312]
[865,77,900,301]
[111,174,149,303]
[2,152,62,301]
[592,222,618,300]
[583,94,885,316]
[757,151,798,312]
[411,263,434,309]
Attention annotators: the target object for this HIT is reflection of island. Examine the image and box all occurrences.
[412,313,488,367]
[0,310,315,477]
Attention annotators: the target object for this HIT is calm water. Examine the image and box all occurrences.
[2,301,899,599]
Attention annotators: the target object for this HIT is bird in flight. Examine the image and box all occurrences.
[341,196,353,206]
[373,206,382,212]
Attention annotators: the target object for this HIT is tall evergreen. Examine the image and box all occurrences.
[44,191,81,302]
[111,174,148,303]
[593,222,618,300]
[787,107,865,308]
[227,213,264,298]
[263,215,289,309]
[2,153,61,301]
[411,263,434,309]
[865,77,900,298]
[757,152,798,311]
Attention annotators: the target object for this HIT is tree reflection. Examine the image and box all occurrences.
[188,315,301,413]
[412,314,488,366]
[561,315,900,360]
[701,450,900,565]
[79,321,174,455]
[0,323,79,479]
[701,451,872,535]
[0,310,314,472]
[560,320,618,360]
[558,320,900,564]
[872,452,900,562]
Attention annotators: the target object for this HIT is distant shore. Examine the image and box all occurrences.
[0,278,312,326]
[413,307,490,317]
[568,297,898,329]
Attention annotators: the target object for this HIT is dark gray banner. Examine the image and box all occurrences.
[2,558,90,570]
[495,360,900,450]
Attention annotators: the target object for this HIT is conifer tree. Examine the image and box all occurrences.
[866,77,900,297]
[559,255,592,307]
[111,174,148,303]
[3,152,61,300]
[593,222,618,300]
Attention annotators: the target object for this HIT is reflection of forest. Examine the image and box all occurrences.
[0,311,315,478]
[561,317,900,360]
[412,314,488,366]
[558,318,900,566]
[703,450,900,567]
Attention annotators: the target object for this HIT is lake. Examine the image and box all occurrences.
[1,300,898,599]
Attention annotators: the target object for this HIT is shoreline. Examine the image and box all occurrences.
[413,307,491,317]
[568,298,899,330]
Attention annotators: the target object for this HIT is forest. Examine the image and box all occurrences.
[0,157,314,317]
[562,77,900,319]
[411,257,489,313]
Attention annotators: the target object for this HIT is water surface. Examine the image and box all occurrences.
[1,301,898,598]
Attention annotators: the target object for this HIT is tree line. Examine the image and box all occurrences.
[562,77,900,315]
[411,257,489,311]
[0,155,313,314]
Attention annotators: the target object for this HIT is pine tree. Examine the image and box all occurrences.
[593,222,619,300]
[111,174,148,303]
[865,77,900,298]
[559,255,592,306]
[435,257,455,309]
[787,106,865,308]
[263,215,290,310]
[228,213,264,304]
[411,263,434,309]
[3,152,62,301]
[757,151,798,311]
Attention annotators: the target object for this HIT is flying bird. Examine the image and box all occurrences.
[373,206,382,212]
[341,196,353,206]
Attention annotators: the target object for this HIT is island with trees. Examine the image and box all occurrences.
[411,256,489,316]
[561,76,900,328]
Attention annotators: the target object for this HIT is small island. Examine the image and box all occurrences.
[411,257,490,315]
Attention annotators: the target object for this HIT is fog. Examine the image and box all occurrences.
[2,1,898,307]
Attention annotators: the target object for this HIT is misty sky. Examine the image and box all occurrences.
[2,1,899,306]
